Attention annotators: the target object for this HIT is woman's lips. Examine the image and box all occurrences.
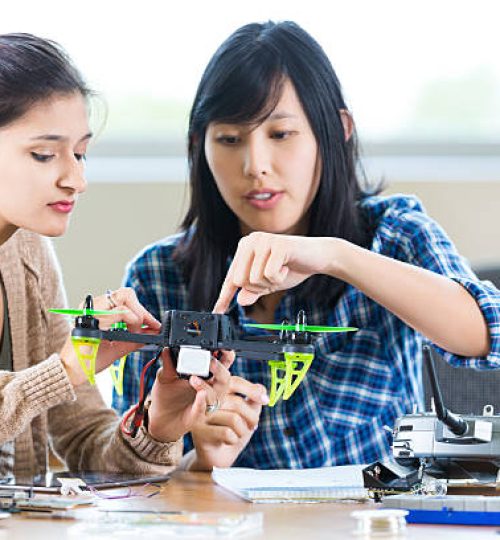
[48,201,75,214]
[244,191,284,210]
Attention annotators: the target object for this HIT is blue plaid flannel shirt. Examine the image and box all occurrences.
[113,194,500,468]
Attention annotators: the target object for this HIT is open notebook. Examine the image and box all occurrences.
[212,465,368,503]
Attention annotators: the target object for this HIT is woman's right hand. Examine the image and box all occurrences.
[213,232,338,313]
[59,287,161,386]
[146,349,234,443]
[189,376,269,470]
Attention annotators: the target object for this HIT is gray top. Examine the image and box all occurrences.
[0,277,12,372]
[0,276,14,478]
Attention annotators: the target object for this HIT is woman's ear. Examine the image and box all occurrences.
[339,109,354,142]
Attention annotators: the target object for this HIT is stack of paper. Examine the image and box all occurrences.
[212,465,368,503]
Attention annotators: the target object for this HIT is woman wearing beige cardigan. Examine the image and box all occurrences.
[0,33,240,480]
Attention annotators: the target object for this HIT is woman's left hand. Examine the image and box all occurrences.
[189,375,268,470]
[59,287,162,386]
[213,232,336,313]
[146,349,235,443]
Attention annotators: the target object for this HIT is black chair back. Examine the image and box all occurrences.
[422,265,500,415]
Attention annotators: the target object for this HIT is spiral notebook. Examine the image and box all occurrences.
[212,465,368,503]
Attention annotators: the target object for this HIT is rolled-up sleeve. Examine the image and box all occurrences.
[437,277,500,369]
[379,195,500,369]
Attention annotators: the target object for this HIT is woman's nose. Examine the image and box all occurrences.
[243,137,271,180]
[57,157,87,194]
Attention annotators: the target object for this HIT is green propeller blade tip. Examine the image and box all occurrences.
[244,323,358,333]
[49,308,127,316]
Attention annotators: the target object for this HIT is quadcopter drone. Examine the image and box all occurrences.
[50,295,357,406]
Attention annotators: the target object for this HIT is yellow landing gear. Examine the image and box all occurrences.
[268,351,314,406]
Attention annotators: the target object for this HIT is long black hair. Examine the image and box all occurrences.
[176,21,376,311]
[0,33,90,128]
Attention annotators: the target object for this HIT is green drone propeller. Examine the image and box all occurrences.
[49,308,127,316]
[244,323,358,333]
[49,305,128,393]
[244,315,358,406]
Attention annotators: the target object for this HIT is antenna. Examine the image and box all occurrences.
[423,344,468,436]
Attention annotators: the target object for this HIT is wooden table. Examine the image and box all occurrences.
[3,471,500,539]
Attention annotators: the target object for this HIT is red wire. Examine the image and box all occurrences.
[120,353,160,437]
[120,404,140,436]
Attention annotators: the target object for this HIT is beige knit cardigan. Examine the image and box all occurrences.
[0,229,182,480]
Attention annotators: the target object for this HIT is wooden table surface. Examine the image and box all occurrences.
[3,471,500,539]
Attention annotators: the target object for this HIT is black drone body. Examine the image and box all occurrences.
[72,309,315,362]
[62,295,356,406]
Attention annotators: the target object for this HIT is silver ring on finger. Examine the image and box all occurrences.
[106,289,118,309]
[205,398,221,415]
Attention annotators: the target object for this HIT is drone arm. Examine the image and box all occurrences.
[72,328,166,347]
[218,339,314,361]
[224,347,284,362]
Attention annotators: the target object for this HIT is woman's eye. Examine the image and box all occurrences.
[217,135,240,145]
[74,153,86,162]
[271,130,291,140]
[31,152,54,163]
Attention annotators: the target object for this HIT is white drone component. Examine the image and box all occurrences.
[176,346,211,378]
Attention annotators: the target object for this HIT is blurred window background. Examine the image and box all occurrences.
[2,0,499,182]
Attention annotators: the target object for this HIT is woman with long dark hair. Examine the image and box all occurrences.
[0,33,233,478]
[117,21,499,470]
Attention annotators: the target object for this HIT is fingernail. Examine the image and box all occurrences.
[261,393,270,405]
[191,376,202,387]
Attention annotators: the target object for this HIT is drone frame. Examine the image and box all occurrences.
[69,303,316,406]
[61,295,357,406]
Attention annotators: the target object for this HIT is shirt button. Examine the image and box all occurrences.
[284,427,295,437]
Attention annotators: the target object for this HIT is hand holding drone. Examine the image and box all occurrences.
[189,373,269,470]
[51,295,357,406]
[52,289,161,389]
[51,293,235,439]
[146,348,235,442]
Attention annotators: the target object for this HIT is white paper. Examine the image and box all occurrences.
[212,465,368,503]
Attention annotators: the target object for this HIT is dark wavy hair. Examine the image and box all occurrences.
[0,33,90,128]
[176,21,376,311]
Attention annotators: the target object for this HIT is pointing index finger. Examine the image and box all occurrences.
[213,267,237,314]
